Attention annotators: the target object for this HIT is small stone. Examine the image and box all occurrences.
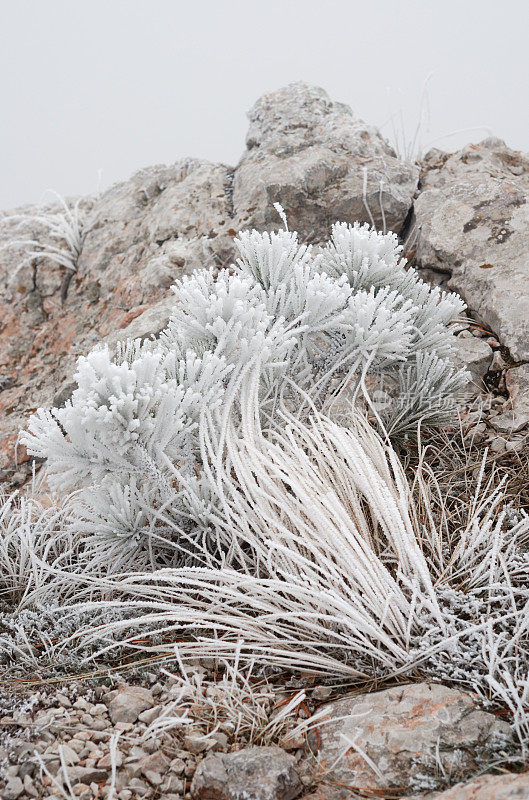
[144,769,163,786]
[72,784,90,796]
[128,777,151,795]
[163,775,185,793]
[109,685,154,724]
[23,775,38,798]
[73,698,90,712]
[56,693,72,708]
[489,436,508,453]
[489,411,529,433]
[505,438,525,452]
[59,744,80,765]
[89,717,108,732]
[3,777,24,800]
[183,732,211,754]
[169,757,186,775]
[452,336,493,388]
[19,761,35,780]
[210,731,229,750]
[139,750,171,776]
[489,351,506,371]
[91,703,108,716]
[97,750,123,769]
[185,761,197,778]
[68,739,86,755]
[280,731,306,750]
[137,705,161,724]
[311,686,333,701]
[60,766,108,785]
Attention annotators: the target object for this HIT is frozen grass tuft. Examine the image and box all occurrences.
[2,213,529,753]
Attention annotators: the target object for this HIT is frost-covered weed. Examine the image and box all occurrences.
[1,193,86,280]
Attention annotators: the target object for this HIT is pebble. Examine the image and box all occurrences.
[56,693,72,708]
[109,685,154,724]
[3,777,24,800]
[23,775,39,798]
[137,704,161,724]
[184,732,212,753]
[169,756,186,775]
[144,769,163,785]
[97,750,123,768]
[59,743,80,765]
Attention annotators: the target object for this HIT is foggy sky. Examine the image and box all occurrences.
[1,0,528,210]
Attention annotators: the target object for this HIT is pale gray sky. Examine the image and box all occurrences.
[1,0,528,210]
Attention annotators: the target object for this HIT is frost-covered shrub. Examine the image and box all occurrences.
[20,210,467,568]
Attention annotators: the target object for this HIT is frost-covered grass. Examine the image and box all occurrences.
[1,192,87,288]
[2,212,529,751]
[3,408,529,747]
[142,650,327,749]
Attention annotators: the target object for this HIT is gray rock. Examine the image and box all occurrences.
[452,334,493,379]
[414,139,529,361]
[489,410,529,433]
[451,334,493,397]
[76,159,235,291]
[233,82,418,241]
[137,705,161,725]
[102,295,177,355]
[2,777,24,800]
[0,160,235,481]
[316,683,511,794]
[409,770,529,799]
[190,746,302,800]
[109,684,154,724]
[58,765,108,785]
[505,364,529,418]
[183,732,212,754]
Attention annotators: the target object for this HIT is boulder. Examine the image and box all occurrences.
[190,746,302,800]
[414,138,529,361]
[315,683,511,795]
[233,82,418,241]
[409,770,529,799]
